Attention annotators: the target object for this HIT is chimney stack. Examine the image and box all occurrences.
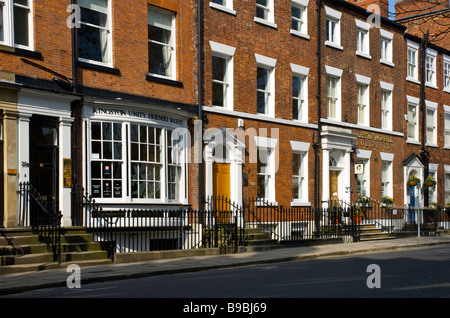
[347,0,390,18]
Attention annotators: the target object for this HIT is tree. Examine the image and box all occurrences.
[393,0,450,45]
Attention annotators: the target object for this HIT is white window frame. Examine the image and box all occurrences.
[355,19,370,59]
[0,0,33,50]
[428,164,438,205]
[445,165,450,205]
[426,100,438,147]
[209,0,236,15]
[290,140,310,205]
[255,136,278,203]
[210,41,235,110]
[291,63,309,123]
[78,0,113,67]
[148,6,176,80]
[325,6,342,50]
[380,81,393,131]
[426,48,438,89]
[445,105,450,148]
[326,65,342,121]
[407,40,419,84]
[380,29,394,67]
[255,53,276,117]
[406,95,419,143]
[290,0,309,40]
[255,0,276,28]
[380,152,394,200]
[87,119,188,204]
[356,149,371,198]
[444,55,450,93]
[356,74,371,126]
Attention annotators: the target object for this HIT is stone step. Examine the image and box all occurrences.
[0,228,34,237]
[60,242,103,253]
[0,226,112,275]
[0,244,48,256]
[61,250,109,262]
[0,235,40,246]
[1,252,54,265]
[0,262,60,275]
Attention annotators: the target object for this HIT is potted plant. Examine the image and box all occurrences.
[407,173,420,187]
[381,196,394,207]
[353,207,364,224]
[356,195,371,207]
[423,175,436,189]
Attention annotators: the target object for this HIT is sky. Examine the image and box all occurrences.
[389,0,397,17]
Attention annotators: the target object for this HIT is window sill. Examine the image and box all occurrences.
[254,17,277,29]
[290,29,310,40]
[325,41,343,51]
[78,61,121,75]
[426,82,438,90]
[406,139,421,145]
[444,87,450,94]
[406,77,420,85]
[380,59,395,68]
[209,2,236,15]
[426,142,439,148]
[290,201,311,207]
[0,44,43,60]
[356,51,372,60]
[146,74,183,87]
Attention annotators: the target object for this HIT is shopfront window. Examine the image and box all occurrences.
[90,120,185,202]
[91,122,123,198]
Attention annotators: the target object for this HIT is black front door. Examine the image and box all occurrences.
[29,116,59,223]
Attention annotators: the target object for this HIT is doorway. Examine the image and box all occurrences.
[29,115,59,222]
[330,170,340,204]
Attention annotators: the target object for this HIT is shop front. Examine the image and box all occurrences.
[81,100,191,212]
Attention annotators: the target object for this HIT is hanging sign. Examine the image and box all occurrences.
[355,163,364,175]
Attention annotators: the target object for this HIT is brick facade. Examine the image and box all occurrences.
[1,0,450,227]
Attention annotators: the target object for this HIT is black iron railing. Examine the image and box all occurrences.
[243,197,361,243]
[18,182,62,263]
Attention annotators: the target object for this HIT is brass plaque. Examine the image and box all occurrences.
[63,158,72,188]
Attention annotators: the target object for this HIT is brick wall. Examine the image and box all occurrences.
[202,0,319,206]
[0,0,198,106]
[322,1,406,204]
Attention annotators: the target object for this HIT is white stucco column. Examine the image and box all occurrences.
[17,113,31,184]
[322,148,330,206]
[204,145,214,200]
[343,150,352,204]
[59,116,74,226]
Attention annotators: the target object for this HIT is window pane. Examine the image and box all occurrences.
[14,6,29,46]
[212,56,226,81]
[212,82,224,107]
[78,7,109,63]
[0,5,4,42]
[148,9,174,77]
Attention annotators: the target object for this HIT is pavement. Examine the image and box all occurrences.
[1,234,450,296]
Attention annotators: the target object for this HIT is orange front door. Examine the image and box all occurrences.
[330,170,339,204]
[213,162,230,199]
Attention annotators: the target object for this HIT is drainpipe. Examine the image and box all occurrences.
[70,0,81,224]
[197,0,204,209]
[313,0,322,235]
[420,31,429,207]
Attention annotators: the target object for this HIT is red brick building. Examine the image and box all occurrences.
[0,0,199,227]
[0,0,449,232]
[200,0,408,211]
